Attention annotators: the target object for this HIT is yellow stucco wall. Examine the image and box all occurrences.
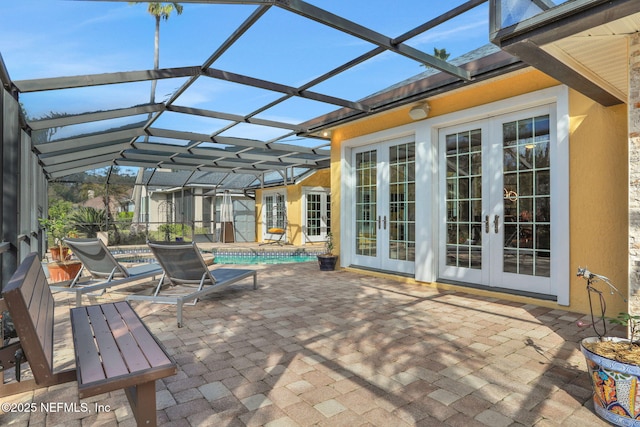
[568,91,628,315]
[330,68,629,315]
[255,169,330,246]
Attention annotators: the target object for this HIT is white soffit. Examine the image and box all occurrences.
[542,12,640,102]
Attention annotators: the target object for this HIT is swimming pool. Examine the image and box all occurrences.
[212,253,317,265]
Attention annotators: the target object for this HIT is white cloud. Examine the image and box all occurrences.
[410,19,489,47]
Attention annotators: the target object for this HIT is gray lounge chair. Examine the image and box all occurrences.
[126,241,257,328]
[50,237,163,307]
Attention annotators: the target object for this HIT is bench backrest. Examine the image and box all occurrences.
[2,252,55,382]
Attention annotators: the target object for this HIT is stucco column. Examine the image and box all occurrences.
[630,32,640,315]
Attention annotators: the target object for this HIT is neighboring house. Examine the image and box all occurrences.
[252,169,331,246]
[82,193,132,215]
[139,169,257,242]
[326,34,631,316]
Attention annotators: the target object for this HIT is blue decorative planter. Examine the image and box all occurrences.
[581,337,640,426]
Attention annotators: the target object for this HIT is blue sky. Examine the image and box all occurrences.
[0,1,490,145]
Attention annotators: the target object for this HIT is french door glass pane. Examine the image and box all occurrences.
[265,195,274,229]
[389,143,415,261]
[445,129,482,269]
[356,151,377,256]
[276,194,286,229]
[307,193,321,236]
[502,115,550,277]
[326,194,331,234]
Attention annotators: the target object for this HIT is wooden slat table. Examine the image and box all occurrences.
[70,301,177,427]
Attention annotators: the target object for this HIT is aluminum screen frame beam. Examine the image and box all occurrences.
[276,0,472,81]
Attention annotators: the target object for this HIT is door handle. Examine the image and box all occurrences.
[383,216,387,230]
[494,215,500,234]
[484,215,489,234]
[378,216,381,229]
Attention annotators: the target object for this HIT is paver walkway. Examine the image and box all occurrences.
[1,262,609,426]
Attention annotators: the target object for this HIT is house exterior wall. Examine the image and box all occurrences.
[569,91,627,316]
[330,68,628,316]
[255,169,330,246]
[630,32,640,316]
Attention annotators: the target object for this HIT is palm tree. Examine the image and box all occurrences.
[433,47,451,61]
[129,2,183,103]
[420,47,451,68]
[129,2,183,233]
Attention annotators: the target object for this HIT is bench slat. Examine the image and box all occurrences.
[114,301,173,368]
[30,266,53,370]
[101,303,151,373]
[38,266,55,371]
[86,305,129,378]
[70,308,106,384]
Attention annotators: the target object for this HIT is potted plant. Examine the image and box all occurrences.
[317,232,338,271]
[576,267,640,426]
[39,200,74,261]
[39,201,82,282]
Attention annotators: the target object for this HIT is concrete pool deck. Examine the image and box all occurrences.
[1,261,609,426]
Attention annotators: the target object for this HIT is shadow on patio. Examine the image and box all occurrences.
[1,262,609,426]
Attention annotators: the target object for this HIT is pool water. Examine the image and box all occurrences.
[114,252,319,265]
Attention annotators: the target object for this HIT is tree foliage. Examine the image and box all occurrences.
[48,169,135,206]
[38,200,74,247]
[129,2,184,20]
[433,47,451,61]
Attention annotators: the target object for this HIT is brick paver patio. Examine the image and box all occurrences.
[0,261,608,426]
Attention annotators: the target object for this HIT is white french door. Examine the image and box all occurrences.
[262,192,286,241]
[303,188,331,243]
[352,137,415,274]
[439,106,555,295]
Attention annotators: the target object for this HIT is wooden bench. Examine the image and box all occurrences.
[1,252,177,426]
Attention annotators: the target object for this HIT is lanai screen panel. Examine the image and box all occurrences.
[0,0,508,180]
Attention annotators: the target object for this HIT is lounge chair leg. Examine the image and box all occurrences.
[153,273,166,297]
[177,302,183,328]
[69,265,85,288]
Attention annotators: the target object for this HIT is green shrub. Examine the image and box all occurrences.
[70,207,107,238]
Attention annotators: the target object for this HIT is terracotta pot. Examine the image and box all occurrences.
[46,261,82,283]
[581,337,640,426]
[49,246,71,261]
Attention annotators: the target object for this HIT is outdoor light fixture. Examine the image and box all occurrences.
[409,103,430,120]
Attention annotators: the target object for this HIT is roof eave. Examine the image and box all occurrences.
[299,49,525,135]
